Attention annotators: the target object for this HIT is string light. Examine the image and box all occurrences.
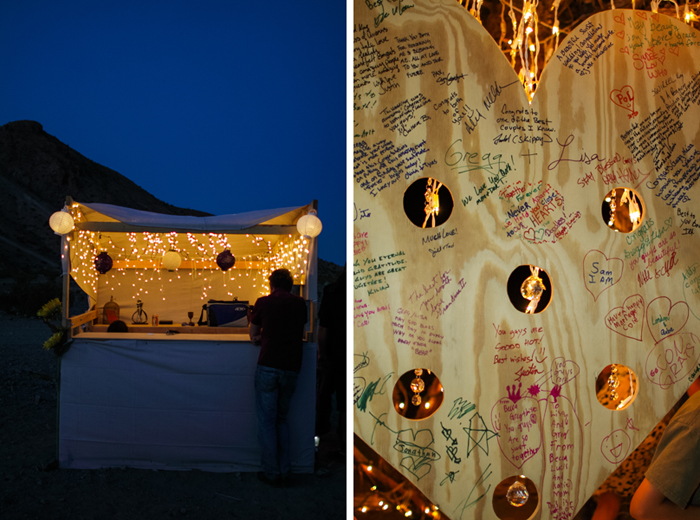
[66,206,313,310]
[471,0,699,99]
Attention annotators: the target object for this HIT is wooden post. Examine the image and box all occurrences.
[302,200,319,342]
[61,196,73,333]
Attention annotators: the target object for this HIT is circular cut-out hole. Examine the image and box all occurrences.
[392,368,444,420]
[492,475,540,520]
[601,187,645,233]
[403,177,454,229]
[595,363,638,411]
[507,265,552,314]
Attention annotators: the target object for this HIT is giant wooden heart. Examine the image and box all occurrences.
[353,1,700,518]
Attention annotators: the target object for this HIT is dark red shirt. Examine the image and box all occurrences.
[250,289,307,372]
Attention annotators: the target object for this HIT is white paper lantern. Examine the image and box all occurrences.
[49,210,74,235]
[162,250,182,270]
[297,210,322,238]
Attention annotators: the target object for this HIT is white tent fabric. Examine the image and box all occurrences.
[77,202,309,231]
[59,337,316,472]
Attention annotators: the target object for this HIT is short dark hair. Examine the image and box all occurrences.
[107,320,129,333]
[269,269,294,292]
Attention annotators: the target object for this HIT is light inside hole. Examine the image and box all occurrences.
[403,177,454,229]
[493,475,540,520]
[595,363,639,411]
[507,264,552,315]
[601,187,645,233]
[392,368,444,420]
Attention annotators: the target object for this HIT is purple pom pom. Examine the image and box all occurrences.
[216,250,235,271]
[94,252,113,274]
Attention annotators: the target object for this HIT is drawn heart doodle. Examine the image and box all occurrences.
[605,294,645,341]
[491,396,543,469]
[394,430,439,481]
[646,296,689,343]
[613,13,625,24]
[583,250,624,301]
[610,85,638,117]
[610,85,634,111]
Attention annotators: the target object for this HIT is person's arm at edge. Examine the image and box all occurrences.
[631,378,700,520]
[630,479,700,520]
[249,323,261,346]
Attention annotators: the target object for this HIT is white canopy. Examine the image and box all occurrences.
[75,201,314,233]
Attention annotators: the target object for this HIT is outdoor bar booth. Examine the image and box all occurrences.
[51,197,322,472]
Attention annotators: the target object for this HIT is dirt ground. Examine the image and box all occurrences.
[0,312,347,519]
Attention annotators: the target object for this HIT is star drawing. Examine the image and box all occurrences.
[463,411,499,457]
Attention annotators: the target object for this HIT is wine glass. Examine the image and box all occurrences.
[188,311,194,326]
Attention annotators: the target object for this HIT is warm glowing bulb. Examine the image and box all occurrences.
[529,44,535,52]
[553,25,559,34]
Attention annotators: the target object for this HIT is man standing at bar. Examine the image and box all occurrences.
[249,268,307,487]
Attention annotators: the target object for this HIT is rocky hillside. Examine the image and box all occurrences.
[0,120,341,313]
[0,120,210,276]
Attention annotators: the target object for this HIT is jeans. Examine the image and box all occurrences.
[254,365,298,479]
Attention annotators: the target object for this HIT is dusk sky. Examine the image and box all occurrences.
[0,1,347,265]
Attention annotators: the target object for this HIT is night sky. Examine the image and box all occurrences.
[0,1,347,265]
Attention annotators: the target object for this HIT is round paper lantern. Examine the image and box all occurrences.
[49,210,74,235]
[216,250,235,271]
[162,250,182,270]
[94,252,113,274]
[297,210,322,238]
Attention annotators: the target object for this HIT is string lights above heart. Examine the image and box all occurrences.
[459,0,698,99]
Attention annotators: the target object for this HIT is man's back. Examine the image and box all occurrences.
[251,289,307,372]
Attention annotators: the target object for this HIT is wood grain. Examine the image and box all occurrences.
[353,2,700,518]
